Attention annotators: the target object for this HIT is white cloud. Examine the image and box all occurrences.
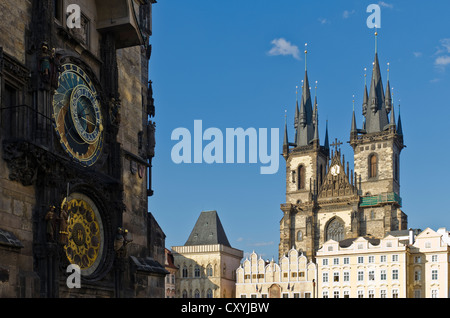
[378,1,394,9]
[440,38,450,53]
[343,10,356,19]
[434,38,450,70]
[435,56,450,67]
[318,17,330,25]
[268,38,301,60]
[413,52,422,58]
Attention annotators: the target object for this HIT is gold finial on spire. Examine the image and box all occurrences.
[387,62,390,81]
[364,67,367,86]
[304,43,308,71]
[353,94,355,111]
[374,25,378,54]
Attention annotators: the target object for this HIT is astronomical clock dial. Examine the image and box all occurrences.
[64,193,104,276]
[52,63,104,166]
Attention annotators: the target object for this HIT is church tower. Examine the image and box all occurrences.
[279,34,408,262]
[349,31,407,237]
[280,47,329,261]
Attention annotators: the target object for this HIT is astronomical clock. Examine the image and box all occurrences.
[52,63,104,167]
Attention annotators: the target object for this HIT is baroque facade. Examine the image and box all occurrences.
[316,228,450,298]
[0,0,166,298]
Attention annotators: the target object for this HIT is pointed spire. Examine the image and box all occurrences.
[362,68,368,117]
[385,63,392,113]
[389,87,395,127]
[397,102,403,136]
[294,86,299,128]
[351,95,357,133]
[283,110,289,148]
[365,31,389,134]
[313,101,319,142]
[324,120,330,150]
[295,44,315,147]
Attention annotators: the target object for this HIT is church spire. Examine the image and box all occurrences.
[283,110,289,153]
[324,119,330,156]
[351,95,357,133]
[296,45,314,147]
[364,30,389,134]
[313,84,319,143]
[397,103,403,136]
[385,63,392,114]
[362,68,368,117]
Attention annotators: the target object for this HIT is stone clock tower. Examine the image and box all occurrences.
[0,0,165,298]
[280,40,407,262]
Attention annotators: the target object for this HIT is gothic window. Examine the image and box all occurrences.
[182,265,188,278]
[394,154,399,181]
[297,230,303,241]
[369,154,378,178]
[194,265,201,278]
[298,165,305,190]
[326,218,345,242]
[207,264,213,277]
[207,289,213,298]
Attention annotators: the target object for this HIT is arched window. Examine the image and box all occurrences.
[369,154,377,178]
[297,230,303,241]
[207,289,213,298]
[207,264,213,277]
[194,265,201,278]
[298,165,306,190]
[182,290,188,298]
[182,265,188,278]
[194,289,200,298]
[326,218,345,242]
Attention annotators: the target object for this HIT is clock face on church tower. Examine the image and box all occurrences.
[330,165,341,176]
[52,63,104,166]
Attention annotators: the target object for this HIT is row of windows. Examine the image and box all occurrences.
[322,268,441,283]
[240,293,312,298]
[243,272,306,280]
[323,289,399,298]
[182,264,215,278]
[182,289,214,298]
[322,254,400,266]
[322,269,401,283]
[322,254,442,266]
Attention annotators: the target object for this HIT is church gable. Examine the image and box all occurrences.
[318,144,357,200]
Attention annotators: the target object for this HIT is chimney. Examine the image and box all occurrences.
[409,228,415,245]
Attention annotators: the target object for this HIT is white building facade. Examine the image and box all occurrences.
[236,249,317,298]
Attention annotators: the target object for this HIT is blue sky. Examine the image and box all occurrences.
[149,0,450,260]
